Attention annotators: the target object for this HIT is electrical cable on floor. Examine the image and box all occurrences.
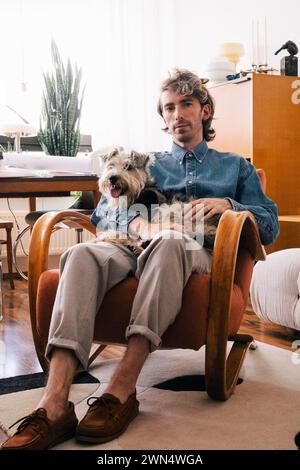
[6,198,28,257]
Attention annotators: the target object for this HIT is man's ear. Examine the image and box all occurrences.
[161,117,171,134]
[201,103,212,122]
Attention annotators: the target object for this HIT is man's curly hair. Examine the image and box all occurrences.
[157,68,216,142]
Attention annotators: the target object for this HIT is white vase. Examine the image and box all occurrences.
[203,57,235,83]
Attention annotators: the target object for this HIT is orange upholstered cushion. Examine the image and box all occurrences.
[36,256,250,350]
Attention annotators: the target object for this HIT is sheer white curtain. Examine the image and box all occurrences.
[3,0,298,152]
[82,0,177,151]
[1,0,178,152]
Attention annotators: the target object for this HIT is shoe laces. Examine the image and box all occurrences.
[87,396,115,418]
[9,409,48,434]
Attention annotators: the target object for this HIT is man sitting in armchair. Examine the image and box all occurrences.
[1,69,279,450]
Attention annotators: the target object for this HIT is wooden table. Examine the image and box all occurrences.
[0,169,100,319]
[0,169,100,211]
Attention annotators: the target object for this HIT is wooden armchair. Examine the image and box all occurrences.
[28,205,265,401]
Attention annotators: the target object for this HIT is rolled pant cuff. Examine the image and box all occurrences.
[45,338,90,370]
[125,324,162,352]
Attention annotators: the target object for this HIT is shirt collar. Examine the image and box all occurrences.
[171,140,209,165]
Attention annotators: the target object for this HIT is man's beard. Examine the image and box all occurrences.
[175,130,193,143]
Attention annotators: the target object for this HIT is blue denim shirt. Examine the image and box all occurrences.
[91,140,279,246]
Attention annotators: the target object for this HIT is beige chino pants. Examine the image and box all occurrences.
[46,231,211,368]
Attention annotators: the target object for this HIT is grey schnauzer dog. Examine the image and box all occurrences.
[94,147,219,254]
[94,147,165,253]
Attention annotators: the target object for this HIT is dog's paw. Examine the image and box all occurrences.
[94,230,123,243]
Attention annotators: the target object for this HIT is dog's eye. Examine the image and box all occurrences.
[124,164,133,171]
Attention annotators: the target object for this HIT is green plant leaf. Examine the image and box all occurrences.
[39,40,84,156]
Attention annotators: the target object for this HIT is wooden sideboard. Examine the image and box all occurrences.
[209,74,300,252]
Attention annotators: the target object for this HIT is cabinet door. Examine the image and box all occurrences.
[253,74,300,216]
[209,80,252,159]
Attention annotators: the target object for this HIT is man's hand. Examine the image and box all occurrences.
[129,217,186,241]
[183,198,232,222]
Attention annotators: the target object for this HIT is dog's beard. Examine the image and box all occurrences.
[99,177,126,201]
[109,183,125,199]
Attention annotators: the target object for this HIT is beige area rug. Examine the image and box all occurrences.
[1,342,300,449]
[0,383,99,436]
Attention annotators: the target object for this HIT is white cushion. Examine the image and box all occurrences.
[250,249,300,330]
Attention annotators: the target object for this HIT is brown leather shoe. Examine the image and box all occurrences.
[76,392,139,443]
[1,402,78,450]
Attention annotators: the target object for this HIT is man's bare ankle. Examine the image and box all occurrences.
[105,383,135,404]
[37,398,69,422]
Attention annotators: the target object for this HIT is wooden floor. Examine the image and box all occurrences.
[0,278,299,444]
[1,278,299,380]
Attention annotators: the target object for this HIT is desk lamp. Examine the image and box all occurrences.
[0,123,36,153]
[219,42,245,74]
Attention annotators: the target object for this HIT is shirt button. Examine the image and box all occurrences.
[188,180,192,184]
[199,160,202,163]
[188,172,193,175]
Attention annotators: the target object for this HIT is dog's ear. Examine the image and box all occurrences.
[98,146,124,163]
[104,147,122,162]
[130,151,155,169]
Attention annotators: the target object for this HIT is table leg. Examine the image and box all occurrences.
[29,197,36,212]
[93,188,101,207]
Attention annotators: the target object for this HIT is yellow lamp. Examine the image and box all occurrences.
[218,42,245,73]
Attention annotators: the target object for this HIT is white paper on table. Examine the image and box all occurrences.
[3,152,94,174]
[0,167,42,177]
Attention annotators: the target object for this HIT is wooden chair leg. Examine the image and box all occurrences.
[75,228,83,244]
[206,333,253,401]
[6,228,14,290]
[0,261,3,321]
[88,344,107,366]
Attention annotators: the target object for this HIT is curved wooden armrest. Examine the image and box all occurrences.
[205,210,266,400]
[28,210,96,349]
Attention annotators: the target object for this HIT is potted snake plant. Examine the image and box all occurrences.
[38,40,85,156]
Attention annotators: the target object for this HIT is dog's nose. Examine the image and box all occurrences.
[109,175,119,185]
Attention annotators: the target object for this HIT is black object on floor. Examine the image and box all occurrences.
[0,371,99,395]
[294,431,300,450]
[153,374,243,392]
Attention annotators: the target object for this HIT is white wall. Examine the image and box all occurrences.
[1,0,299,154]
